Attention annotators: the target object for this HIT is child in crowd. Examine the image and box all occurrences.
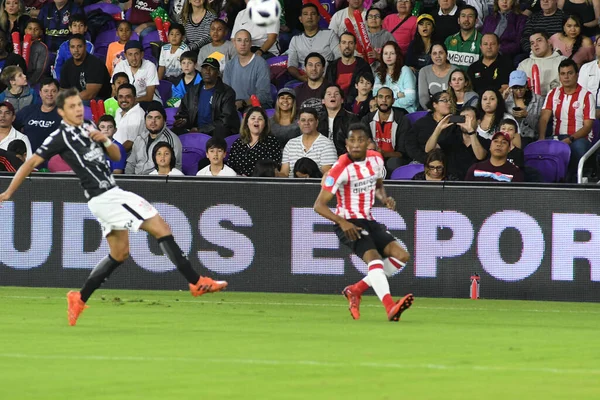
[158,23,188,83]
[0,66,40,112]
[347,71,375,119]
[23,18,48,85]
[98,114,127,174]
[197,19,235,72]
[168,51,202,107]
[106,20,133,76]
[196,137,237,176]
[53,14,94,81]
[498,118,524,169]
[104,72,130,117]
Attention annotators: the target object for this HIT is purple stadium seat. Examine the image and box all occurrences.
[158,80,172,105]
[524,140,571,183]
[265,108,275,118]
[270,84,278,104]
[406,111,428,125]
[179,133,211,175]
[389,164,424,180]
[224,134,240,160]
[94,29,139,59]
[165,107,177,129]
[84,106,92,121]
[83,3,121,14]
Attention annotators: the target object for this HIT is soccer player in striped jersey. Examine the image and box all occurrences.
[0,88,227,326]
[313,123,413,321]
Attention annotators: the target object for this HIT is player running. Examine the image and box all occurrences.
[0,89,227,326]
[313,123,413,321]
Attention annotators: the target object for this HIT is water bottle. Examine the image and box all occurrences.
[411,1,423,16]
[470,274,480,299]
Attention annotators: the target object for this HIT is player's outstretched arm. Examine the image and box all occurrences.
[0,154,46,204]
[375,179,396,210]
[89,130,121,162]
[314,188,362,241]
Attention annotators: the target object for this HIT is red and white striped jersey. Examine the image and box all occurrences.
[543,84,595,140]
[322,150,385,220]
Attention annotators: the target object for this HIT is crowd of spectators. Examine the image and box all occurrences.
[0,0,599,182]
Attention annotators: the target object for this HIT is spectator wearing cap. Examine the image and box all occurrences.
[504,70,544,147]
[382,0,417,55]
[60,34,111,102]
[223,29,273,111]
[467,33,512,94]
[125,101,182,175]
[405,14,436,74]
[465,131,524,182]
[173,57,239,137]
[0,101,31,158]
[112,40,161,104]
[325,32,371,103]
[270,87,301,147]
[113,83,147,153]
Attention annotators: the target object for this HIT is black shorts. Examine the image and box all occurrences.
[335,219,396,259]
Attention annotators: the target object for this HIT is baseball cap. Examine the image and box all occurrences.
[277,87,296,98]
[201,57,220,70]
[509,70,528,88]
[492,131,511,143]
[124,40,143,52]
[417,14,435,26]
[145,100,166,120]
[0,101,15,114]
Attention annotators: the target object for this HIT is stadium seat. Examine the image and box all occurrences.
[165,107,177,129]
[94,29,139,59]
[224,134,240,160]
[48,155,73,173]
[265,108,275,118]
[389,164,424,180]
[158,80,172,105]
[524,140,571,182]
[406,111,428,125]
[179,133,211,175]
[270,84,278,104]
[267,55,288,87]
[83,3,121,14]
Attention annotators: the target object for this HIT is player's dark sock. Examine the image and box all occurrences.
[158,235,200,284]
[80,255,123,302]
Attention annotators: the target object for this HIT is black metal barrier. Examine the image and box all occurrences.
[2,174,600,302]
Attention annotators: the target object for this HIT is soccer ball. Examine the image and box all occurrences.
[248,0,281,28]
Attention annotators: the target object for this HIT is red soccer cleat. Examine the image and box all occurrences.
[67,291,88,326]
[387,293,414,322]
[189,276,228,297]
[342,285,361,320]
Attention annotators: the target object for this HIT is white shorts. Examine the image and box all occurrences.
[88,187,158,237]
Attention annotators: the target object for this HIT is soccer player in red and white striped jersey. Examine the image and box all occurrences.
[314,123,413,322]
[538,59,595,181]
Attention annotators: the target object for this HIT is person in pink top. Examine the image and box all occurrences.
[548,14,594,67]
[382,0,417,55]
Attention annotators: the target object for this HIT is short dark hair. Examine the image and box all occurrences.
[366,7,382,17]
[180,50,198,64]
[7,139,26,156]
[211,18,228,31]
[460,5,478,18]
[301,2,319,14]
[323,83,344,100]
[252,159,277,177]
[98,114,116,127]
[481,32,499,45]
[69,33,86,46]
[206,136,227,152]
[347,122,370,138]
[305,52,325,67]
[56,88,80,110]
[298,107,318,120]
[168,22,185,36]
[117,20,132,30]
[112,72,130,84]
[426,90,450,111]
[559,58,579,73]
[293,157,323,178]
[356,71,375,86]
[117,83,137,97]
[26,18,43,32]
[39,77,60,91]
[70,14,87,27]
[499,118,518,131]
[340,31,356,43]
[530,29,549,41]
[152,142,177,171]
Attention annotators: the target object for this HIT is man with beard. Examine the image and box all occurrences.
[112,40,161,103]
[361,87,411,173]
[125,101,182,175]
[325,32,371,105]
[295,53,331,119]
[318,83,359,156]
[113,83,146,153]
[444,6,482,71]
[60,34,111,101]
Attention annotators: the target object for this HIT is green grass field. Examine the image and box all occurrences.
[1,287,599,400]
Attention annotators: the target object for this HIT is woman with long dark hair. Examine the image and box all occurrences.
[548,14,594,67]
[405,13,435,74]
[558,0,600,37]
[476,88,520,148]
[412,148,458,180]
[373,40,417,112]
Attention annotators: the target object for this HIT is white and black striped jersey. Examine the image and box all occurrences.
[36,120,117,200]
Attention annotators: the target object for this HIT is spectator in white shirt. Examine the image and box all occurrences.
[196,136,237,176]
[0,101,31,158]
[112,40,161,103]
[113,83,147,152]
[149,142,184,176]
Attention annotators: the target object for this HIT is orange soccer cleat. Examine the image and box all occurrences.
[67,291,88,326]
[189,276,228,297]
[342,286,361,320]
[387,293,414,322]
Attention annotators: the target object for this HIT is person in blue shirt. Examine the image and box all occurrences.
[98,114,127,174]
[53,14,94,81]
[168,51,202,107]
[37,0,82,53]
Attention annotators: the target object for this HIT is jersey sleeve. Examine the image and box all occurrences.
[36,129,65,160]
[322,162,347,195]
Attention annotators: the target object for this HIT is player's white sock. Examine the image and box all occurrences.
[383,257,406,277]
[367,260,390,301]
